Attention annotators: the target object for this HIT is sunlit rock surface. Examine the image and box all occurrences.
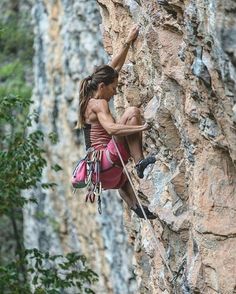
[24,0,236,293]
[98,0,236,293]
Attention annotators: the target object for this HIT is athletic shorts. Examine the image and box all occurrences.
[98,139,130,190]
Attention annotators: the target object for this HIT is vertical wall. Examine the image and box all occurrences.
[23,0,136,293]
[97,0,236,293]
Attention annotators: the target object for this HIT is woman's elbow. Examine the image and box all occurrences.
[107,129,116,136]
[106,125,117,136]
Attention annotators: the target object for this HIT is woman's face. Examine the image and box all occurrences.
[100,78,118,100]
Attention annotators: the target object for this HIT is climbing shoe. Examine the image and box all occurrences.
[131,204,157,220]
[135,156,156,179]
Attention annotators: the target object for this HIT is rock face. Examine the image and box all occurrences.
[25,0,236,293]
[97,0,236,293]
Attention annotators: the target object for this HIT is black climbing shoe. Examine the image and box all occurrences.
[131,204,157,220]
[135,156,156,179]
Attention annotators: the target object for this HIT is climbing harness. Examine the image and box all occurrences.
[72,148,103,214]
[111,137,174,280]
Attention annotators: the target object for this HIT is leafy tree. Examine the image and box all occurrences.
[0,249,98,294]
[0,94,46,214]
[0,10,36,275]
[0,15,33,98]
[0,93,46,282]
[0,14,98,292]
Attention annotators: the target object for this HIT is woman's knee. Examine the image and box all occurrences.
[125,107,142,124]
[118,106,142,124]
[125,106,141,117]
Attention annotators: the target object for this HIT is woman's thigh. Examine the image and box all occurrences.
[113,106,142,145]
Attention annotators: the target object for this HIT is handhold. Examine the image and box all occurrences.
[191,46,212,88]
[157,0,169,5]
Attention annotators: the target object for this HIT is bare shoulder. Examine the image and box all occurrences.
[89,98,109,113]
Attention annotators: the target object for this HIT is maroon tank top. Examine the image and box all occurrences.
[83,123,111,150]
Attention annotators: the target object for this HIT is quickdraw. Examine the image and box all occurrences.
[85,149,103,214]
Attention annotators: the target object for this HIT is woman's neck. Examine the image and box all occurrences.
[92,91,100,99]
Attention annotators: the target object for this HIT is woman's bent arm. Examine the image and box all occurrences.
[92,99,148,136]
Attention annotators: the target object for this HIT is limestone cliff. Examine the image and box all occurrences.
[24,0,236,293]
[97,0,236,293]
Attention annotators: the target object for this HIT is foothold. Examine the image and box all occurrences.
[157,0,178,19]
[191,91,200,100]
[191,46,212,88]
[157,0,169,5]
[193,238,199,255]
[178,46,186,61]
[134,0,141,5]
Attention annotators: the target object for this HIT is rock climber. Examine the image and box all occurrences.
[76,25,157,219]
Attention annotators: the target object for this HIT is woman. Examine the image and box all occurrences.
[77,26,157,219]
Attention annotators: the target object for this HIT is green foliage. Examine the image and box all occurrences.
[0,60,23,80]
[0,12,98,294]
[0,94,47,214]
[0,262,31,293]
[51,164,63,172]
[0,94,98,291]
[0,13,36,277]
[0,91,98,294]
[0,249,98,294]
[48,132,59,145]
[0,16,34,62]
[0,14,34,98]
[0,93,31,125]
[0,60,32,98]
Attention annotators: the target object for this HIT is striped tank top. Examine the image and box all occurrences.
[83,123,111,150]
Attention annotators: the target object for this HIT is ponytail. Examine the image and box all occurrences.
[76,65,118,129]
[75,77,92,129]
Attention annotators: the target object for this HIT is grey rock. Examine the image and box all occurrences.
[192,46,212,88]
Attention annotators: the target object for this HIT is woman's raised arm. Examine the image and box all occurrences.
[109,25,139,72]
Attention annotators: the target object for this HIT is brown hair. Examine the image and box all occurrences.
[76,65,118,128]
